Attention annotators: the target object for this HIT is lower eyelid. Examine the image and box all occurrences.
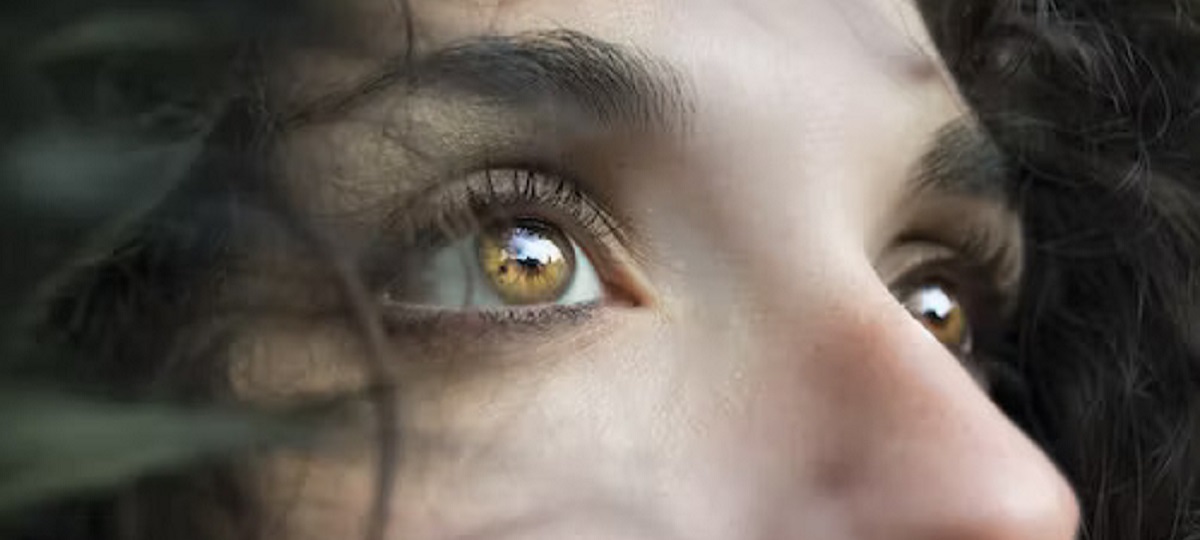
[379,301,603,340]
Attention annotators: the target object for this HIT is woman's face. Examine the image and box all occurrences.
[232,0,1081,538]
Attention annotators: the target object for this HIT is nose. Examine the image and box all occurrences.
[756,287,1080,540]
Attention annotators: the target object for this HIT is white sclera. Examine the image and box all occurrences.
[418,235,603,308]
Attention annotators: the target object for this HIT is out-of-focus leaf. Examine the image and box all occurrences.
[3,128,201,219]
[0,0,313,523]
[24,11,209,63]
[0,390,300,513]
[0,128,202,341]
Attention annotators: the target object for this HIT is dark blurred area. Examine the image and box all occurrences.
[0,0,257,331]
[0,0,298,521]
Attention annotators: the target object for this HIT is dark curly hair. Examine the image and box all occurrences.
[3,1,1199,539]
[924,1,1200,538]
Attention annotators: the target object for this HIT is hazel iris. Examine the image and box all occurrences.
[903,284,970,355]
[477,219,577,305]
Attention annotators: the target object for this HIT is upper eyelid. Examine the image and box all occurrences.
[395,159,644,250]
[386,167,619,238]
[880,180,1025,323]
[888,228,1022,315]
[910,207,1022,293]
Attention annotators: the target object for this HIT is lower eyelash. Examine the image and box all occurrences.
[380,301,602,338]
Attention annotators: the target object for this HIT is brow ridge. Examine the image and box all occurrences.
[914,120,1011,204]
[284,30,694,133]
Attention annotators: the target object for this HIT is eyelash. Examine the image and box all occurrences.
[396,168,616,241]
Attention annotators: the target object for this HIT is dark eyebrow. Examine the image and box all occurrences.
[913,120,1012,205]
[285,31,1003,203]
[284,30,693,132]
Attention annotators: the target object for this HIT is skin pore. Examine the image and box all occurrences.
[228,0,1081,538]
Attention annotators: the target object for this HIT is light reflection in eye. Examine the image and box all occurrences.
[901,283,972,356]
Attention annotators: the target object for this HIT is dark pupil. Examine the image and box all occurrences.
[924,307,949,324]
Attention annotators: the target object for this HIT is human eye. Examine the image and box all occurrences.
[897,278,976,359]
[885,222,1021,374]
[395,216,603,308]
[371,168,639,323]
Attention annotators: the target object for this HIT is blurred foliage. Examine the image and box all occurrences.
[0,391,297,513]
[0,1,245,326]
[0,0,303,518]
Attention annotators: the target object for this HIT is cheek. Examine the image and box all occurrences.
[236,304,840,539]
[255,454,377,540]
[234,312,705,538]
[375,316,729,536]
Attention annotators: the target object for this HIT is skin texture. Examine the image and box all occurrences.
[230,0,1082,538]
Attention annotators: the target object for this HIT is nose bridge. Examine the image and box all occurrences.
[744,279,1081,540]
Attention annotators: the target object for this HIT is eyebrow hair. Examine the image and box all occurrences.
[285,30,1007,206]
[914,120,1012,205]
[284,30,694,132]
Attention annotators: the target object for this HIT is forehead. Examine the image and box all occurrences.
[338,0,939,68]
[317,0,956,144]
